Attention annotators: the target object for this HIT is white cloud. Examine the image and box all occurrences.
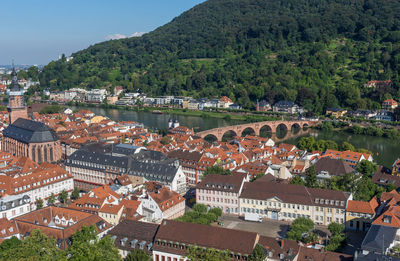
[105,32,146,40]
[130,32,146,37]
[105,33,127,40]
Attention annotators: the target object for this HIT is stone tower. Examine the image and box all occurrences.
[7,68,28,124]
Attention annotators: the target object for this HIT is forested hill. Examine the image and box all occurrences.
[39,0,400,113]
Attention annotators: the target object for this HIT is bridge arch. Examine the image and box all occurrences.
[204,134,218,143]
[290,123,301,133]
[222,130,237,142]
[241,127,256,137]
[302,123,309,130]
[276,123,288,132]
[259,125,273,137]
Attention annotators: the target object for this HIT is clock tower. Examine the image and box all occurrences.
[7,68,28,124]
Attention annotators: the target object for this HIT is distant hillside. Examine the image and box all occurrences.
[38,0,400,112]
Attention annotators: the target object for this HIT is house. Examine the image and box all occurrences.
[152,220,260,261]
[0,194,31,220]
[326,107,348,118]
[114,86,124,96]
[324,149,373,167]
[239,181,350,225]
[364,80,392,89]
[272,101,303,114]
[196,173,246,215]
[108,220,159,258]
[98,204,125,226]
[14,206,111,249]
[256,100,271,112]
[167,150,202,186]
[188,100,199,110]
[361,224,400,256]
[229,104,242,110]
[345,198,378,231]
[372,166,400,189]
[382,99,398,110]
[138,187,185,223]
[374,110,394,122]
[218,96,234,108]
[0,218,20,241]
[314,158,355,183]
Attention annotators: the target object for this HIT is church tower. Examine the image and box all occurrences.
[7,68,28,124]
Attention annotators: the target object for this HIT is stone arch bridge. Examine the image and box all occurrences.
[196,120,318,141]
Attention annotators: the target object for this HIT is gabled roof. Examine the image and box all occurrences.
[3,118,59,143]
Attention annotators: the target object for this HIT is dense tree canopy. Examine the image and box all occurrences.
[38,0,400,111]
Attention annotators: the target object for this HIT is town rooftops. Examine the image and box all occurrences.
[196,173,246,193]
[3,118,59,143]
[153,219,259,256]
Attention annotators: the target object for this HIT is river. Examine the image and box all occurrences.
[75,106,399,167]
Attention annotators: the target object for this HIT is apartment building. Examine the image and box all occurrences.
[239,181,351,226]
[196,173,246,215]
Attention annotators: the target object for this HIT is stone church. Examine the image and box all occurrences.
[1,68,61,163]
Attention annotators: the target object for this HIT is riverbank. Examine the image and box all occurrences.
[68,102,291,123]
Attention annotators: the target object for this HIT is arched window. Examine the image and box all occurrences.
[31,146,36,162]
[50,147,54,162]
[44,146,48,163]
[37,146,42,163]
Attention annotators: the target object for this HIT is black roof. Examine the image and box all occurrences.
[361,225,397,253]
[274,100,297,107]
[3,118,59,143]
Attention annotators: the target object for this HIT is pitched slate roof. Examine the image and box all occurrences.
[3,118,59,143]
[361,224,397,253]
[196,173,246,194]
[314,158,355,176]
[153,220,259,256]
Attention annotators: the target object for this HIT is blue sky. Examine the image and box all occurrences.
[1,0,205,65]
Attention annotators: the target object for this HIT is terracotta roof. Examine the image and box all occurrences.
[258,236,299,260]
[99,203,124,214]
[14,206,110,249]
[150,187,185,212]
[346,200,376,214]
[0,218,19,239]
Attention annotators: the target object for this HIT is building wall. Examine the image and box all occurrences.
[239,197,345,226]
[162,201,185,220]
[196,188,240,215]
[345,212,373,231]
[153,250,187,261]
[99,206,124,226]
[1,137,62,164]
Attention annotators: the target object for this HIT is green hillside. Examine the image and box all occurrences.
[38,0,400,113]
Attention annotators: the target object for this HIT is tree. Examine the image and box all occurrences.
[59,190,69,205]
[328,222,345,236]
[249,244,266,261]
[290,176,305,185]
[340,142,355,152]
[125,249,151,261]
[203,166,232,177]
[48,193,56,205]
[286,217,315,242]
[208,207,222,218]
[356,160,378,178]
[160,136,172,145]
[297,136,315,152]
[186,245,230,261]
[36,198,43,209]
[67,225,121,261]
[0,236,21,252]
[71,187,80,200]
[0,229,63,260]
[305,166,318,188]
[192,204,208,214]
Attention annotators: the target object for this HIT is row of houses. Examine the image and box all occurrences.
[196,174,351,226]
